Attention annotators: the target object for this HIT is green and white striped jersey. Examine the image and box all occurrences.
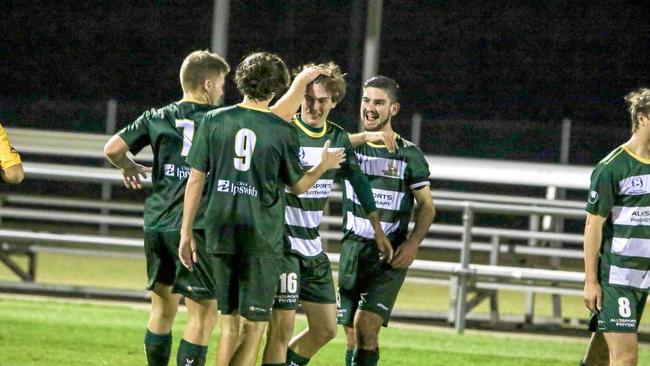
[587,145,650,290]
[285,115,375,257]
[342,135,431,246]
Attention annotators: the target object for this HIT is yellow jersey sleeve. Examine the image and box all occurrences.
[0,124,22,170]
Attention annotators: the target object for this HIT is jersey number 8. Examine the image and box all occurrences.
[234,129,257,171]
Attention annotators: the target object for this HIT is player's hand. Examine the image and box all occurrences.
[179,231,198,271]
[320,140,346,170]
[121,164,151,189]
[584,280,602,313]
[374,231,394,263]
[391,238,419,268]
[365,131,397,153]
[295,65,331,85]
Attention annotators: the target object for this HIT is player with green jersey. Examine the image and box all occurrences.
[261,63,392,366]
[104,50,229,366]
[338,76,436,366]
[179,52,345,366]
[582,88,650,366]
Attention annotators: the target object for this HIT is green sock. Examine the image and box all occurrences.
[286,348,310,365]
[351,348,380,366]
[345,349,354,366]
[144,329,172,366]
[176,338,207,366]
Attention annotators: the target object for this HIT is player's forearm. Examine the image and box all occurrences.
[348,132,369,147]
[271,77,311,122]
[407,201,435,245]
[367,211,385,235]
[347,169,377,213]
[1,163,23,184]
[104,135,136,170]
[181,170,206,234]
[583,218,603,284]
[290,163,328,195]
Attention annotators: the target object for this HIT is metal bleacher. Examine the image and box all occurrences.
[0,127,593,333]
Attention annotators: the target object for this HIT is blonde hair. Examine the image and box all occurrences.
[180,50,230,93]
[625,88,650,133]
[294,62,347,103]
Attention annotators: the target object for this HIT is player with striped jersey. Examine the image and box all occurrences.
[0,123,23,184]
[583,88,650,366]
[338,76,435,366]
[104,50,229,366]
[179,52,345,366]
[261,63,391,366]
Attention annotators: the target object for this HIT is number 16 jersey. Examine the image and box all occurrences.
[187,104,304,257]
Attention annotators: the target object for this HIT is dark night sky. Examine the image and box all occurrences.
[1,1,649,142]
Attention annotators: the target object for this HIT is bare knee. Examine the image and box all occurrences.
[354,312,382,350]
[312,322,337,345]
[267,317,293,346]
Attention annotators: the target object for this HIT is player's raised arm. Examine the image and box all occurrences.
[348,131,397,153]
[104,134,152,189]
[271,66,330,122]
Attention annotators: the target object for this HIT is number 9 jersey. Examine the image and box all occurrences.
[187,104,304,257]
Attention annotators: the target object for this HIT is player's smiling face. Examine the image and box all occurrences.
[301,82,336,127]
[361,87,399,131]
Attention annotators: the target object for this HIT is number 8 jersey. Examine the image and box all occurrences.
[118,101,215,231]
[187,104,304,257]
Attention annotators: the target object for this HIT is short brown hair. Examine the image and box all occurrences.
[234,52,290,101]
[363,75,399,103]
[625,88,650,133]
[179,50,230,93]
[294,62,347,103]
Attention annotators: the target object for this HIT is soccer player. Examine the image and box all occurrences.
[104,50,229,366]
[179,52,345,366]
[260,63,392,366]
[0,123,24,184]
[338,76,436,366]
[583,87,650,366]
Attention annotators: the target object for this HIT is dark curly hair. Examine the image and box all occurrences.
[293,62,347,103]
[235,52,290,102]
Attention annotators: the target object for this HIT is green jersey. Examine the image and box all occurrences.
[586,145,650,290]
[187,105,304,256]
[342,135,431,246]
[118,101,214,231]
[285,115,376,257]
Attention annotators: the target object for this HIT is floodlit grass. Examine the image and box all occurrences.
[5,296,650,366]
[1,252,648,326]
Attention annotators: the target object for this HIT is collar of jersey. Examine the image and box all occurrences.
[623,145,650,164]
[367,132,401,148]
[293,114,328,138]
[238,103,271,113]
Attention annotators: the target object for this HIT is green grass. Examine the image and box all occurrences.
[4,296,648,366]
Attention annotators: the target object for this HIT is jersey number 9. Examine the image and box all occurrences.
[234,129,257,172]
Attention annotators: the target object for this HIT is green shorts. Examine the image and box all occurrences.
[273,251,336,310]
[214,254,282,321]
[144,229,216,300]
[337,239,407,327]
[589,282,648,332]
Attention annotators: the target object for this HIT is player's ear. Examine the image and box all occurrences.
[390,102,400,116]
[203,79,212,92]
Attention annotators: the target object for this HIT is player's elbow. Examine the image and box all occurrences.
[2,164,24,184]
[289,182,307,195]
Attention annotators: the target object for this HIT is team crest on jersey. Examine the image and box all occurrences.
[588,191,599,204]
[383,160,399,177]
[299,147,308,166]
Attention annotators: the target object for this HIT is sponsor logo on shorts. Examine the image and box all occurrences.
[609,317,636,328]
[186,286,207,292]
[184,359,194,366]
[248,306,268,313]
[376,303,389,311]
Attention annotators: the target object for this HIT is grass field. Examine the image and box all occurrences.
[5,295,649,366]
